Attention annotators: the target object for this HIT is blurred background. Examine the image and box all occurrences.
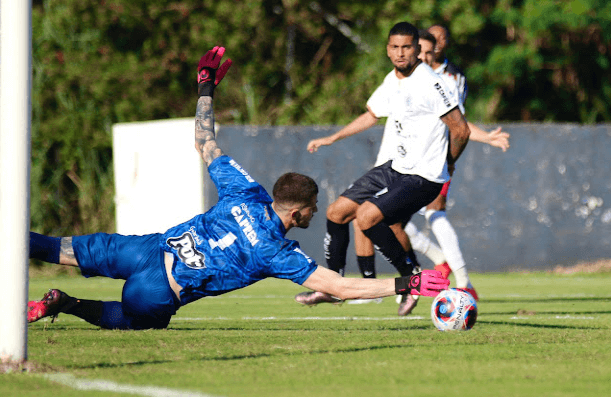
[18,0,611,270]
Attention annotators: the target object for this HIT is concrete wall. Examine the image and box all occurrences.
[205,123,611,273]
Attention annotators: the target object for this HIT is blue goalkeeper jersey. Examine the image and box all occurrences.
[160,155,318,306]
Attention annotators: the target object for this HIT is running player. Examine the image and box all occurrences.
[395,26,510,313]
[294,22,470,308]
[27,46,449,330]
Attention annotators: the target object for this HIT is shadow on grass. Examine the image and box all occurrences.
[483,310,611,315]
[69,342,416,370]
[482,296,611,304]
[478,320,603,330]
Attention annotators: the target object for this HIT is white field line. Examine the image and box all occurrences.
[172,314,601,322]
[172,316,426,321]
[44,373,221,397]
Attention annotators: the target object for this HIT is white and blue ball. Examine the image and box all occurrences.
[431,288,478,331]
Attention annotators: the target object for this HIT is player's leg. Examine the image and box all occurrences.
[356,174,443,315]
[357,173,442,277]
[425,189,478,300]
[404,221,448,271]
[346,221,382,304]
[353,220,376,279]
[29,233,179,329]
[325,196,359,275]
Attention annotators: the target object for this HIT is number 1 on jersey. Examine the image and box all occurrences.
[209,232,237,250]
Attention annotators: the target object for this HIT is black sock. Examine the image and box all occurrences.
[357,255,376,278]
[406,249,420,273]
[362,223,414,276]
[63,298,104,327]
[29,232,61,263]
[325,219,349,275]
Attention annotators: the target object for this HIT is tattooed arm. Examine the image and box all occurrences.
[59,237,79,267]
[441,107,471,166]
[194,96,223,166]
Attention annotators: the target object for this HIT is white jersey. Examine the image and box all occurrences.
[369,63,459,183]
[434,58,467,113]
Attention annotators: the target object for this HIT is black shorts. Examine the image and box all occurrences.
[341,161,443,225]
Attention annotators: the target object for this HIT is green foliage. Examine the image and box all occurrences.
[30,0,611,234]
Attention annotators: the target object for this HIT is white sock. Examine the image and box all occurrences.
[426,210,471,288]
[404,222,446,265]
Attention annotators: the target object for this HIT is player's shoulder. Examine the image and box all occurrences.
[444,59,466,79]
[275,238,315,264]
[412,63,446,88]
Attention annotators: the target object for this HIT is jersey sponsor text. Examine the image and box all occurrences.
[229,159,255,183]
[166,232,206,269]
[231,205,260,246]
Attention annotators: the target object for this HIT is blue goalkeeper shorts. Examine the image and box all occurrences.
[72,233,181,330]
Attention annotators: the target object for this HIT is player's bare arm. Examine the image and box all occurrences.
[195,96,223,166]
[301,266,450,300]
[467,122,510,152]
[441,107,471,165]
[194,46,232,166]
[307,109,378,153]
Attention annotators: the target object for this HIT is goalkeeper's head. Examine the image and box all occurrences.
[272,173,319,229]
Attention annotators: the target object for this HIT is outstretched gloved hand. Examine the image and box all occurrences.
[197,46,232,97]
[395,269,450,297]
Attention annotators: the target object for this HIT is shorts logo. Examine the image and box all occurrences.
[166,232,206,269]
[434,82,451,107]
[374,187,388,198]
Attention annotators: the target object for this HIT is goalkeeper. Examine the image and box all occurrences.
[27,46,449,330]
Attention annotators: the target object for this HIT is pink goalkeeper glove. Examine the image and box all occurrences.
[395,269,450,297]
[197,46,232,97]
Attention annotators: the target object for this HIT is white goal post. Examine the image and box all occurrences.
[0,0,32,364]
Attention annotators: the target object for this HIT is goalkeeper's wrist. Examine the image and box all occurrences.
[395,276,410,294]
[198,83,215,97]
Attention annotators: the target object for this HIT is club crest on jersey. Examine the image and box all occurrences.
[166,232,206,269]
[434,82,451,107]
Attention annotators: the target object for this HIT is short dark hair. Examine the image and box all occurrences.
[388,22,419,42]
[418,29,436,47]
[272,172,318,206]
[429,24,450,43]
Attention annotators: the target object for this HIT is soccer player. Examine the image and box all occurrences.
[359,28,510,314]
[294,22,470,309]
[393,25,511,314]
[26,46,449,330]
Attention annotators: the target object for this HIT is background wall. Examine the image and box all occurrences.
[205,123,611,273]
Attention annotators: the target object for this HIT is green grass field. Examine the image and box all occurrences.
[3,271,611,397]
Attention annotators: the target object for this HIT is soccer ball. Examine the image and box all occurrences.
[431,288,478,331]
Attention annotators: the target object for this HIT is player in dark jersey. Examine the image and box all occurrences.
[26,46,450,330]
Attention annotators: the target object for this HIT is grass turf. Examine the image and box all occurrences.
[2,271,610,397]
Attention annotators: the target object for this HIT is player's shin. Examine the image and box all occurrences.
[325,220,349,275]
[357,255,376,278]
[362,223,414,276]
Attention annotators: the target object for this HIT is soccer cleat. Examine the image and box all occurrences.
[457,287,479,301]
[294,291,343,306]
[397,294,419,316]
[27,289,72,323]
[434,262,452,279]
